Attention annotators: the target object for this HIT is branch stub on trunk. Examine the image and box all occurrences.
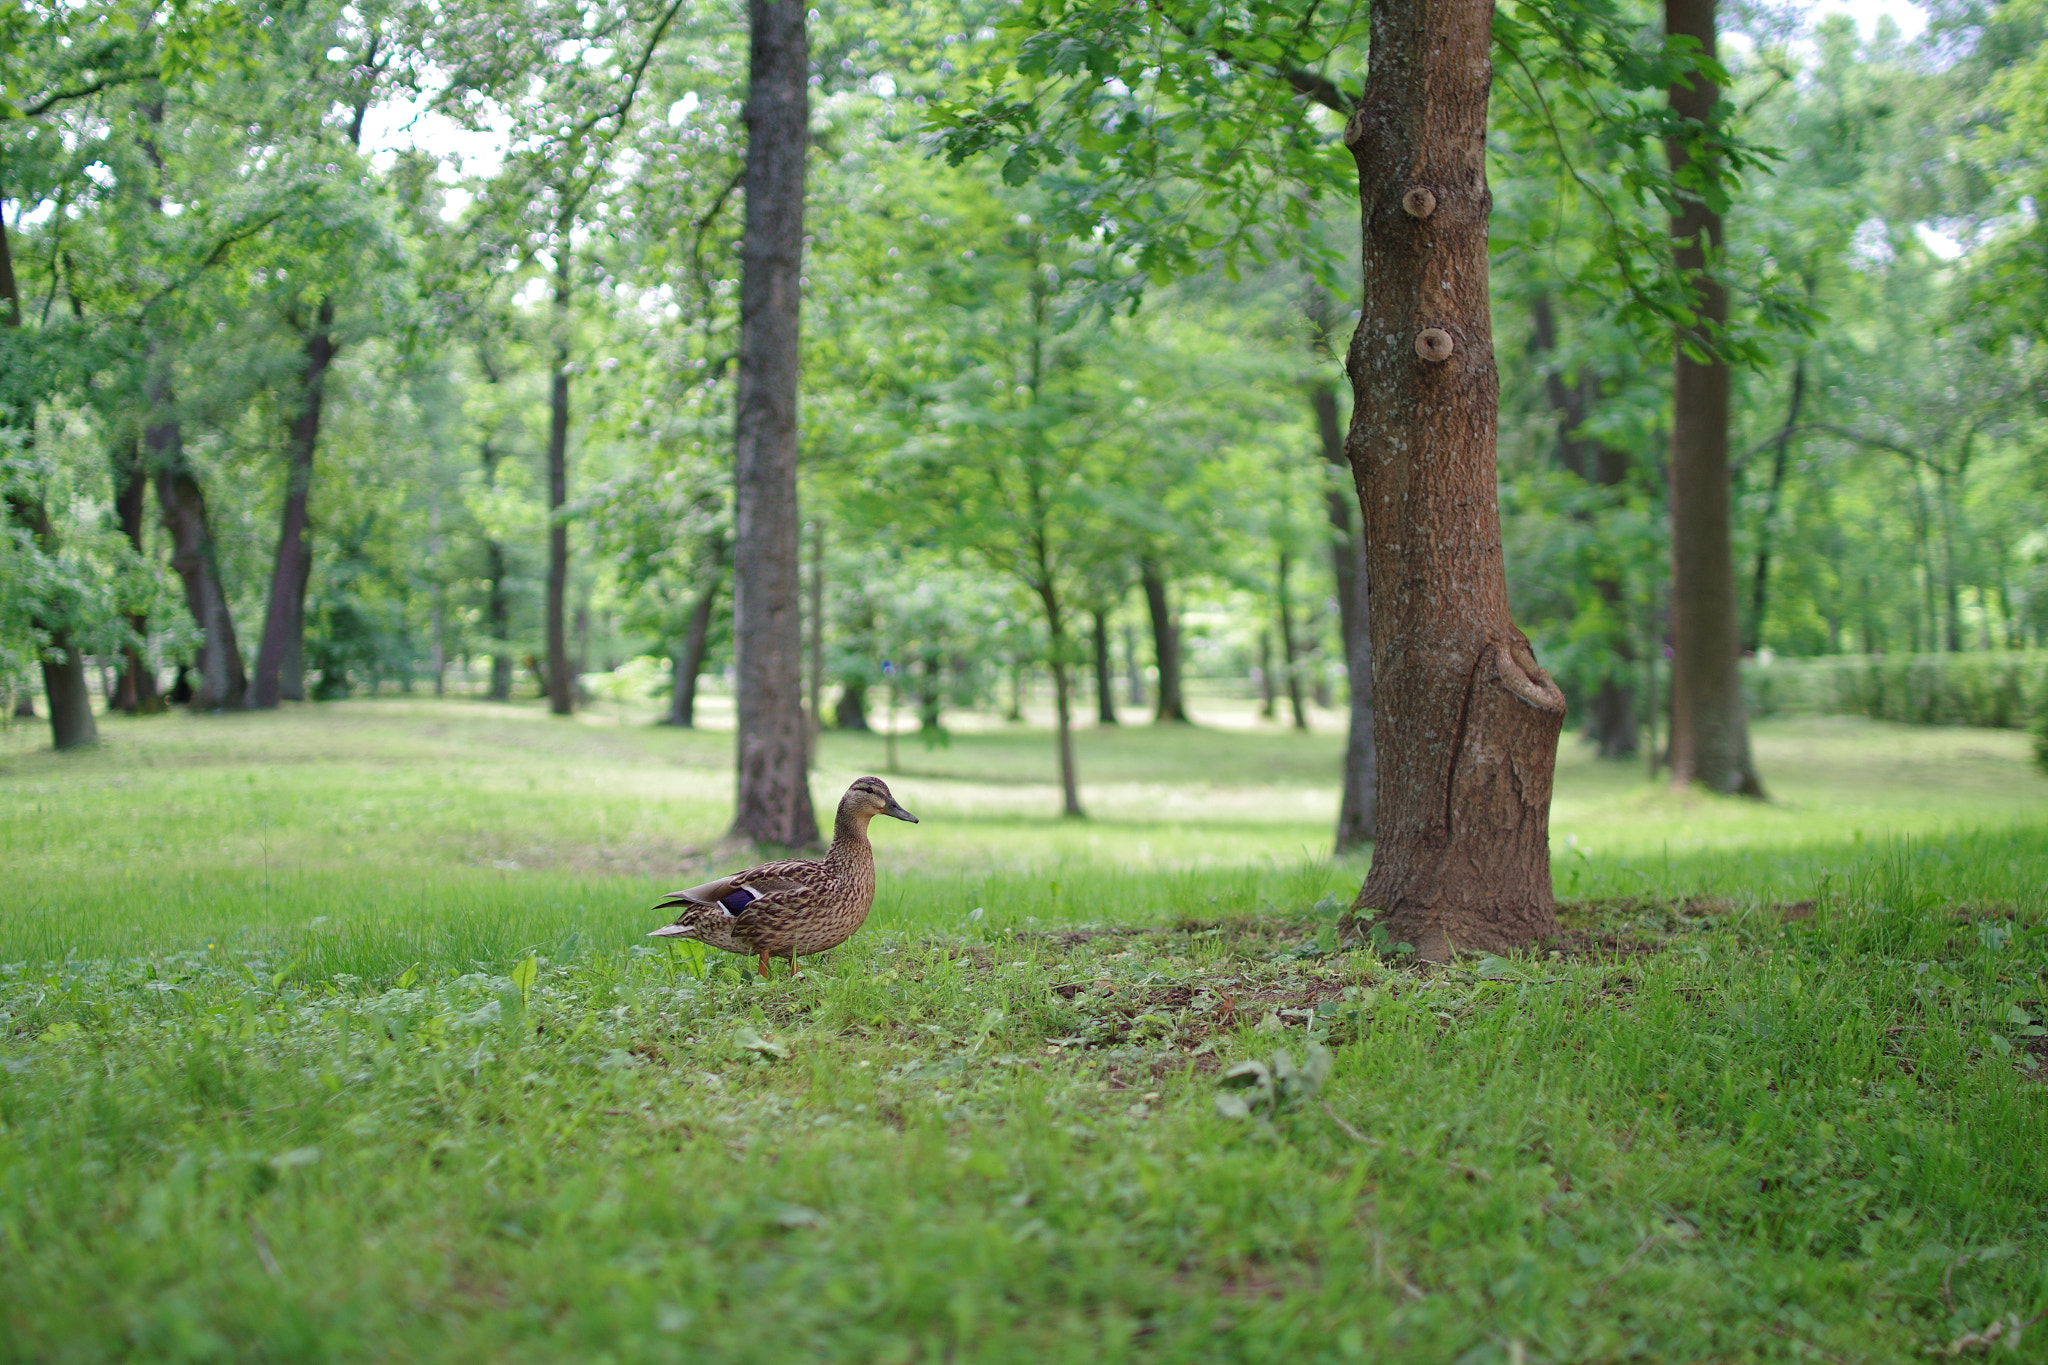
[1401,187,1437,218]
[1415,328,1455,363]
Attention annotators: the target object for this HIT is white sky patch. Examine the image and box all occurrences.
[1915,222,1966,259]
[1805,0,1927,40]
[358,85,513,183]
[666,90,700,124]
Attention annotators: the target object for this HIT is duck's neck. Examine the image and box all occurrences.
[827,806,875,861]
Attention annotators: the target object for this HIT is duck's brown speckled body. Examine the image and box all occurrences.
[647,777,917,976]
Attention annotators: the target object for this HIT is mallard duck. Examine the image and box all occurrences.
[647,776,918,976]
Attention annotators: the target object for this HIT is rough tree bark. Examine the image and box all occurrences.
[1530,293,1636,757]
[728,0,819,847]
[1092,608,1118,724]
[667,567,722,727]
[1309,377,1377,849]
[1139,559,1188,722]
[545,225,575,718]
[1342,0,1568,959]
[1664,0,1762,796]
[251,301,337,708]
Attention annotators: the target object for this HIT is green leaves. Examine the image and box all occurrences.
[1213,1041,1334,1120]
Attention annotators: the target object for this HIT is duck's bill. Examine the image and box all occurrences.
[884,802,919,823]
[647,923,696,938]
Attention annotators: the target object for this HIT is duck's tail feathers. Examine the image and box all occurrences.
[647,922,698,939]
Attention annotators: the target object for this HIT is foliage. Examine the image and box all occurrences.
[1747,650,2048,731]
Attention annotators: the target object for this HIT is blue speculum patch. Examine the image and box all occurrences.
[719,887,760,914]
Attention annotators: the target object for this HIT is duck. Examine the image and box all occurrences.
[647,776,918,977]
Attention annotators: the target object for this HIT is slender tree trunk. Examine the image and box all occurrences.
[1342,0,1568,959]
[729,0,819,847]
[1140,559,1188,722]
[1664,0,1761,796]
[111,437,165,714]
[1123,622,1144,705]
[836,680,869,730]
[545,233,575,717]
[1275,546,1309,731]
[1034,583,1085,818]
[668,567,722,728]
[1310,380,1377,849]
[807,519,825,758]
[252,302,337,708]
[1530,293,1637,757]
[1092,608,1117,724]
[1745,355,1805,654]
[1257,630,1277,720]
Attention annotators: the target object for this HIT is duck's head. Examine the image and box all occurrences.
[844,776,918,824]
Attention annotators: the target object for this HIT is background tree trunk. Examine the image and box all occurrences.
[110,438,164,714]
[667,569,721,727]
[1140,560,1188,723]
[1310,380,1377,848]
[149,396,245,711]
[728,0,819,847]
[1343,0,1567,960]
[251,302,337,708]
[1034,584,1085,818]
[807,519,825,759]
[1257,631,1276,720]
[2,211,97,749]
[1275,546,1308,731]
[1664,0,1762,797]
[1746,358,1807,654]
[1092,608,1117,724]
[1530,293,1637,758]
[545,233,575,718]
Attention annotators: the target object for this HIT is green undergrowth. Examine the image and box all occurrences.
[4,851,2047,1363]
[4,707,2048,1360]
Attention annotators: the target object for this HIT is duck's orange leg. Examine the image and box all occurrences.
[757,951,771,978]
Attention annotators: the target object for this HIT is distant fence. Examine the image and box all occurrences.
[1744,651,2048,730]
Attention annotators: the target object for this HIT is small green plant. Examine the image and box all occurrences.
[1213,1043,1335,1120]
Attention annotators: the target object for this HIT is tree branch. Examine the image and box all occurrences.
[17,69,155,119]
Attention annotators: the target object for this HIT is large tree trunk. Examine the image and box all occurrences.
[1310,380,1377,849]
[1530,293,1636,758]
[251,302,337,708]
[1342,0,1567,960]
[110,437,165,714]
[728,0,819,847]
[1664,0,1762,797]
[1139,559,1188,723]
[546,234,575,718]
[1091,608,1117,724]
[667,568,722,727]
[148,398,246,711]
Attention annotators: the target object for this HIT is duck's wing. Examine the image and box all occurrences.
[654,872,813,917]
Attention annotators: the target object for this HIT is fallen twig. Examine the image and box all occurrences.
[1321,1102,1493,1182]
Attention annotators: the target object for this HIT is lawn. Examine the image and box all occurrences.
[2,701,2046,1362]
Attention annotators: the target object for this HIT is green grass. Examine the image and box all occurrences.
[3,701,2046,1362]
